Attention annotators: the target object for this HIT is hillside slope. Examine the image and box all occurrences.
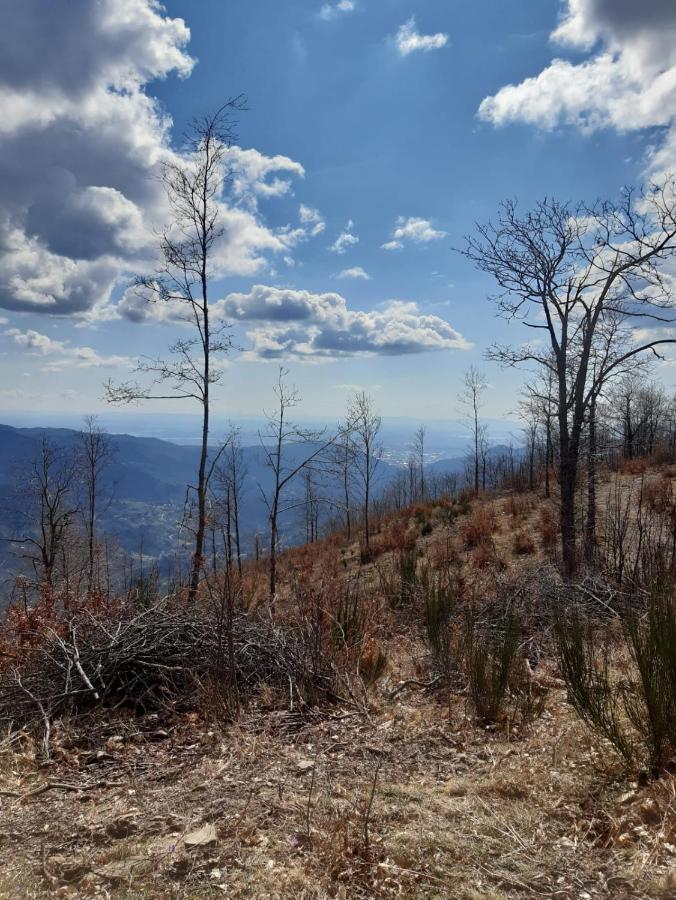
[0,423,405,579]
[1,475,675,898]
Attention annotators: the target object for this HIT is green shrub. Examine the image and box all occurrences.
[334,584,366,650]
[457,495,472,516]
[554,608,635,765]
[423,572,461,679]
[555,582,676,775]
[624,584,676,771]
[378,547,420,608]
[465,608,521,723]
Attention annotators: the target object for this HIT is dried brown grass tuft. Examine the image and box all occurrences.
[538,505,559,549]
[513,530,536,556]
[461,507,497,550]
[623,457,648,475]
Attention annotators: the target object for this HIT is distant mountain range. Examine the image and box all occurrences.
[0,422,512,585]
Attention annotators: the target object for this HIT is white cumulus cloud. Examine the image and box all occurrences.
[395,17,448,57]
[228,147,305,201]
[299,204,326,236]
[330,220,360,254]
[337,266,371,280]
[4,327,131,370]
[320,1,356,22]
[0,0,307,319]
[478,0,676,176]
[381,216,446,250]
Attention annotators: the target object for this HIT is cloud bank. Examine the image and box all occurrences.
[4,327,131,371]
[0,0,309,319]
[215,285,470,360]
[479,0,676,175]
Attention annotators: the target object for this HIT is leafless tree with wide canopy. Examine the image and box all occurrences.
[463,181,676,578]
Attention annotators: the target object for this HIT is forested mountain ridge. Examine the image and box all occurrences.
[0,422,424,579]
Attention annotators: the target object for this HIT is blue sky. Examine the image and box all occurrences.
[1,0,675,425]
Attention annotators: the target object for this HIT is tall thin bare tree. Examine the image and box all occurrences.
[459,367,487,495]
[348,391,382,553]
[106,100,245,599]
[11,438,79,596]
[259,368,337,602]
[78,415,114,593]
[413,424,426,502]
[331,423,356,538]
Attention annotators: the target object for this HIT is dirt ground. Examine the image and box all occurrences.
[1,651,675,899]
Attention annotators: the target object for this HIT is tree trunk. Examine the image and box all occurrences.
[344,470,351,539]
[559,457,577,580]
[233,483,242,579]
[225,485,233,572]
[87,495,95,593]
[269,505,277,602]
[189,385,209,600]
[584,398,597,565]
[363,446,370,550]
[474,413,480,495]
[544,417,551,499]
[558,391,581,581]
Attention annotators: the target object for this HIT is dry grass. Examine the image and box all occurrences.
[623,458,648,476]
[512,529,536,556]
[505,494,530,519]
[3,474,676,897]
[1,660,674,899]
[461,507,498,550]
[538,505,559,549]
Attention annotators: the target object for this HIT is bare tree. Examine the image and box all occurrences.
[463,184,676,578]
[606,371,667,462]
[224,427,246,579]
[106,100,245,600]
[348,392,382,553]
[459,367,487,494]
[211,426,247,579]
[402,451,415,506]
[302,467,320,544]
[331,423,356,538]
[519,399,540,492]
[78,416,114,593]
[413,424,426,502]
[11,438,79,595]
[259,368,337,602]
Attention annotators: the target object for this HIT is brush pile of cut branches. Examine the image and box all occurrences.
[0,599,332,737]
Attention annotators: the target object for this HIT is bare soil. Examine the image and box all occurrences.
[1,653,675,899]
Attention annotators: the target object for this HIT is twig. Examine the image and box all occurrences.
[362,754,382,852]
[14,671,50,760]
[41,844,58,889]
[305,746,321,837]
[69,623,101,700]
[21,779,122,801]
[388,675,443,700]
